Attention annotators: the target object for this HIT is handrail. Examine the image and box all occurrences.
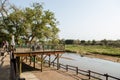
[16,44,65,51]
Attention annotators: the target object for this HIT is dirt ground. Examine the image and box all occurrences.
[22,60,89,80]
[32,67,88,80]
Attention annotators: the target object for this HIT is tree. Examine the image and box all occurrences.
[0,2,60,45]
[80,40,86,45]
[91,40,96,45]
[59,39,65,44]
[87,40,91,45]
[101,39,108,45]
[8,9,27,44]
[0,0,11,42]
[65,39,74,44]
[23,3,59,44]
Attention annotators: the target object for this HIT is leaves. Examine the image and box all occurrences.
[0,2,59,44]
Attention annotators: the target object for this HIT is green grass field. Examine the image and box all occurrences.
[65,45,120,56]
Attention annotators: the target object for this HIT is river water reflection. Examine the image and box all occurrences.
[50,53,120,78]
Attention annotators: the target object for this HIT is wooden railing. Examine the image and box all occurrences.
[44,60,120,80]
[15,44,65,51]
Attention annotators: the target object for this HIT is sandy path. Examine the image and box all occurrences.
[21,61,88,80]
[31,66,89,80]
[0,52,10,80]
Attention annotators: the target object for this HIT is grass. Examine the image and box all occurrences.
[65,45,120,56]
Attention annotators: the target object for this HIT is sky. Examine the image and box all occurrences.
[9,0,120,40]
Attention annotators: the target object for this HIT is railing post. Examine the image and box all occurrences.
[33,55,36,68]
[29,56,31,65]
[105,73,108,80]
[88,70,91,79]
[57,54,59,70]
[10,58,16,80]
[66,65,68,71]
[57,63,60,70]
[26,56,27,62]
[52,62,55,67]
[49,54,51,67]
[41,53,43,72]
[59,64,61,69]
[76,67,78,75]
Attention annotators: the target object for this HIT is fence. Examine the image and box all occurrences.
[44,60,120,80]
[15,44,65,51]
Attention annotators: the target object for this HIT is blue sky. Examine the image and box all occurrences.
[9,0,120,40]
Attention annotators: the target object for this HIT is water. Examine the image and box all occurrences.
[49,53,120,79]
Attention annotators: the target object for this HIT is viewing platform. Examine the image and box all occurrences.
[13,49,65,74]
[10,44,76,80]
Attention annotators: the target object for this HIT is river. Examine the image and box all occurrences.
[49,52,120,79]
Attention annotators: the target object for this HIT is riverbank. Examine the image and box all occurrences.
[65,45,120,63]
[84,53,120,63]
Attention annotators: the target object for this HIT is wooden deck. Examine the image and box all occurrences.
[12,49,65,76]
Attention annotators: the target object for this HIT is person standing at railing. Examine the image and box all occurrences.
[31,41,36,51]
[2,40,6,51]
[10,35,16,51]
[1,40,9,55]
[5,40,9,51]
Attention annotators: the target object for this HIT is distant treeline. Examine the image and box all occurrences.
[61,39,120,47]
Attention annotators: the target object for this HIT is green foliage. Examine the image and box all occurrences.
[0,2,59,45]
[101,39,108,45]
[80,40,86,45]
[65,39,74,44]
[91,40,96,45]
[65,45,120,56]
